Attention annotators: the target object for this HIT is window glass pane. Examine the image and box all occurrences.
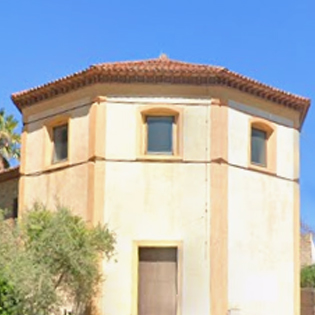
[139,247,177,262]
[53,125,68,162]
[147,116,174,154]
[251,128,267,166]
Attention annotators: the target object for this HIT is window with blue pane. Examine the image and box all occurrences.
[146,116,174,154]
[251,128,267,166]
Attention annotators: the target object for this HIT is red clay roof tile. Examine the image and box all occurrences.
[0,166,19,183]
[11,55,310,124]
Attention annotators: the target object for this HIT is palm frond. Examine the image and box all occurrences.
[0,108,20,168]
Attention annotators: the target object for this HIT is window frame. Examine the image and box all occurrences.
[52,124,69,163]
[44,116,71,169]
[251,127,267,167]
[138,105,183,160]
[249,118,276,174]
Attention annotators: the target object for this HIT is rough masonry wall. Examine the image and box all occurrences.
[301,235,315,315]
[0,177,18,214]
[302,289,315,315]
[301,234,314,268]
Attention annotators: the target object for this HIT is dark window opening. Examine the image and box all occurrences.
[12,198,18,219]
[53,124,68,163]
[251,128,267,166]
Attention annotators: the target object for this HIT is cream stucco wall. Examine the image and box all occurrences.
[19,83,302,315]
[101,98,212,315]
[101,96,300,315]
[103,163,211,315]
[227,107,299,315]
[277,125,299,180]
[21,96,92,219]
[22,164,89,217]
[228,168,295,315]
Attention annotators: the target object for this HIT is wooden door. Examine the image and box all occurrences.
[138,247,177,315]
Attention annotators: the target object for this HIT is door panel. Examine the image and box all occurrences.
[138,247,177,315]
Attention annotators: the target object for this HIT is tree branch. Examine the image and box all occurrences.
[54,272,65,290]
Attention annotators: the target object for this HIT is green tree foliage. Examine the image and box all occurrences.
[0,108,20,169]
[301,265,315,288]
[0,204,116,315]
[0,275,17,315]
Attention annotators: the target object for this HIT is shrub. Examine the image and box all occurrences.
[301,265,315,288]
[0,204,116,315]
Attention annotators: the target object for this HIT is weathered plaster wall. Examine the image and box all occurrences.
[227,106,298,315]
[101,98,211,315]
[22,164,89,217]
[21,96,92,219]
[228,168,295,315]
[301,288,315,315]
[19,83,302,315]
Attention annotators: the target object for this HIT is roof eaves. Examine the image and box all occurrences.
[11,66,99,111]
[217,68,311,125]
[0,166,20,183]
[10,58,311,127]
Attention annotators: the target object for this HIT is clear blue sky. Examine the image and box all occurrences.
[1,1,315,227]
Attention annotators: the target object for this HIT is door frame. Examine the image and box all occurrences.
[131,240,183,315]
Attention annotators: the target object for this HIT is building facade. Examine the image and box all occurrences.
[11,56,310,315]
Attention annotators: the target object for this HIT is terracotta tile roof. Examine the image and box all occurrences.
[0,166,20,183]
[11,55,310,124]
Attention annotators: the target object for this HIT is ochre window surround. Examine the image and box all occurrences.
[43,115,71,169]
[248,118,276,174]
[138,105,183,161]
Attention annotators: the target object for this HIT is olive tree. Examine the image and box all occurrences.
[0,204,116,315]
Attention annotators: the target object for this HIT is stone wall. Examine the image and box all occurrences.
[301,234,314,268]
[0,167,19,218]
[302,288,315,315]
